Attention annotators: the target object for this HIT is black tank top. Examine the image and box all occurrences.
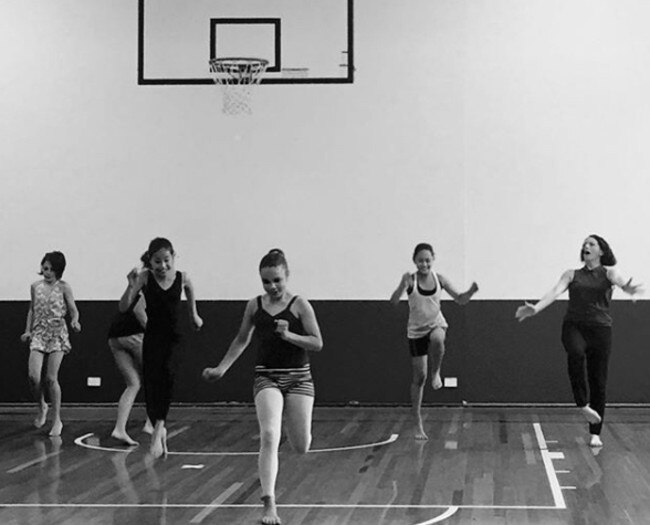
[143,271,182,339]
[253,295,308,369]
[107,293,144,339]
[565,266,613,326]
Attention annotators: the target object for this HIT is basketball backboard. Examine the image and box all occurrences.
[138,0,354,85]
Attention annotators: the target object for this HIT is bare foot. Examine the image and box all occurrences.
[414,423,429,440]
[111,430,139,446]
[34,404,48,429]
[589,434,603,447]
[580,406,602,425]
[431,372,443,390]
[143,420,154,435]
[49,420,63,437]
[149,425,166,459]
[261,495,281,524]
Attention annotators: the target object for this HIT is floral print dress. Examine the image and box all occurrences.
[30,281,71,354]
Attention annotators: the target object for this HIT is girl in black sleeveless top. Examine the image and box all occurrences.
[120,238,203,458]
[516,235,642,447]
[108,262,151,446]
[203,249,323,525]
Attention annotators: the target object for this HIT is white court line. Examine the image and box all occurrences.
[532,422,566,509]
[74,432,399,456]
[0,503,569,509]
[190,482,243,523]
[414,506,459,525]
[7,451,62,474]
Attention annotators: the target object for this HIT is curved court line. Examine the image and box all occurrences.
[74,432,399,456]
[414,505,459,524]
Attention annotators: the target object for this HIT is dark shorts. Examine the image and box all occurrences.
[253,369,315,398]
[408,328,446,357]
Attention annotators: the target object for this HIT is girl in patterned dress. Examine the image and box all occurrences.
[390,243,478,440]
[21,251,81,437]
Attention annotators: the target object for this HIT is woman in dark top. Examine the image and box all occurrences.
[516,235,642,447]
[203,249,323,525]
[120,238,203,458]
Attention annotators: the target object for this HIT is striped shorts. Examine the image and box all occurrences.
[253,367,315,398]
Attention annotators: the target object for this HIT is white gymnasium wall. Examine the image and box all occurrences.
[2,0,649,301]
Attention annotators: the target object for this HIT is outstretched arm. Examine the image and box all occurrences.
[390,273,412,305]
[515,269,574,321]
[274,297,323,352]
[62,282,81,332]
[438,274,479,305]
[183,272,203,330]
[606,267,644,299]
[202,299,256,382]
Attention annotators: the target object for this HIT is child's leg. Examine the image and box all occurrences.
[410,355,428,439]
[254,387,284,525]
[129,335,153,433]
[428,328,446,390]
[110,337,142,445]
[284,393,314,454]
[44,352,65,436]
[28,351,48,428]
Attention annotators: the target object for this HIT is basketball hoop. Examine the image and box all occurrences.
[209,57,268,115]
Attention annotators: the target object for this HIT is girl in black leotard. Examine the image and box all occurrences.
[203,249,323,525]
[516,235,642,447]
[120,237,203,458]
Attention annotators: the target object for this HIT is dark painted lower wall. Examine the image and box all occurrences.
[1,300,648,405]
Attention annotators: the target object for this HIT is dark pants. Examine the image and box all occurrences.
[561,320,612,435]
[142,331,178,423]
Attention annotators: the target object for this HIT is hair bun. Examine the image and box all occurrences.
[268,248,284,256]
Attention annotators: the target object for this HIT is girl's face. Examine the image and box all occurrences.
[413,249,434,274]
[150,248,175,279]
[582,237,603,263]
[41,261,56,283]
[260,266,288,299]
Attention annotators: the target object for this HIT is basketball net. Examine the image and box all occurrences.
[209,57,268,115]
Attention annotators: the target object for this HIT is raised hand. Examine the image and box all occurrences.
[127,267,140,286]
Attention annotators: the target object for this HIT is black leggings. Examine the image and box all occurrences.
[561,321,612,435]
[142,332,178,423]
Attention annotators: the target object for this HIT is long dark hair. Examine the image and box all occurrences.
[582,234,617,266]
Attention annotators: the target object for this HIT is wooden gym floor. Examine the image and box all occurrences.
[0,405,648,524]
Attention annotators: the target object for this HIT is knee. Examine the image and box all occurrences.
[430,335,446,353]
[292,435,311,455]
[259,429,281,450]
[126,376,141,391]
[412,371,427,387]
[43,375,59,389]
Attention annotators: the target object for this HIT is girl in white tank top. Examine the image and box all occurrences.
[390,243,478,440]
[407,270,448,339]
